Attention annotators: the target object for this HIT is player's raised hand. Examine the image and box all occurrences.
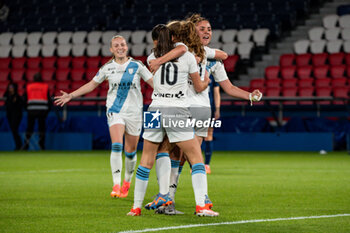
[149,58,161,73]
[54,90,73,107]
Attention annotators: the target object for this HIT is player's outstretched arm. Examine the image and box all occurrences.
[213,86,221,119]
[149,45,187,73]
[219,80,262,104]
[214,49,228,60]
[190,71,210,93]
[54,80,99,107]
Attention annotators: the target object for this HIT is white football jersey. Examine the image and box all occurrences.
[148,51,198,107]
[186,46,216,107]
[206,59,229,83]
[93,57,152,114]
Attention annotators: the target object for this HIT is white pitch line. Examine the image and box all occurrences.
[0,168,107,175]
[118,213,350,233]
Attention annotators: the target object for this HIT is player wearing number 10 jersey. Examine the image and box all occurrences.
[128,25,219,217]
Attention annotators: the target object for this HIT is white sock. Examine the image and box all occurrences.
[191,163,207,207]
[155,153,171,195]
[124,150,137,183]
[111,142,123,186]
[169,159,180,201]
[133,165,150,209]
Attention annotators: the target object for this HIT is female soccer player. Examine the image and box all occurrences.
[127,25,219,217]
[155,15,263,213]
[54,35,153,199]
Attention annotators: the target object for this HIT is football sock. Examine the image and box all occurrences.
[133,165,150,209]
[156,153,171,195]
[111,142,123,186]
[169,159,180,201]
[204,140,213,165]
[124,150,137,183]
[191,163,207,207]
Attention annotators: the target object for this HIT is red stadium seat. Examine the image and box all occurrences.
[330,65,346,78]
[16,81,26,95]
[298,87,314,105]
[12,57,26,69]
[144,88,153,105]
[313,65,329,79]
[223,55,239,73]
[86,56,101,68]
[134,56,147,65]
[101,56,112,66]
[331,78,347,87]
[42,57,56,68]
[81,89,99,106]
[41,68,55,81]
[56,68,70,81]
[346,54,350,65]
[99,88,108,97]
[315,87,332,105]
[311,53,328,66]
[298,78,314,87]
[46,80,56,94]
[250,79,265,89]
[71,80,86,90]
[282,79,297,88]
[266,87,281,105]
[0,58,11,69]
[56,80,71,91]
[86,67,99,80]
[25,68,41,82]
[333,87,349,105]
[265,66,279,79]
[265,79,281,88]
[328,52,344,66]
[0,80,9,90]
[282,87,298,105]
[72,56,86,68]
[280,54,295,67]
[57,56,72,68]
[297,66,312,79]
[71,68,85,81]
[281,66,296,79]
[27,57,42,69]
[347,66,350,78]
[10,68,25,82]
[296,54,311,66]
[315,78,331,87]
[0,69,10,81]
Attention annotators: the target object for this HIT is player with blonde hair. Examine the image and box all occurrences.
[55,35,154,199]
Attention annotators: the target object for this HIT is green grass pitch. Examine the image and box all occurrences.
[0,151,350,233]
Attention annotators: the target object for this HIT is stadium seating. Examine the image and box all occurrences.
[280,54,295,67]
[296,54,311,66]
[298,87,314,105]
[0,57,11,69]
[333,87,349,105]
[312,53,328,66]
[265,66,279,79]
[297,66,312,79]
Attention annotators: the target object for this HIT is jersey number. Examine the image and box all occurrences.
[161,63,178,85]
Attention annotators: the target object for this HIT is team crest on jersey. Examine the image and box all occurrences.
[128,68,134,74]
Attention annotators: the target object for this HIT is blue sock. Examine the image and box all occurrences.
[204,140,213,165]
